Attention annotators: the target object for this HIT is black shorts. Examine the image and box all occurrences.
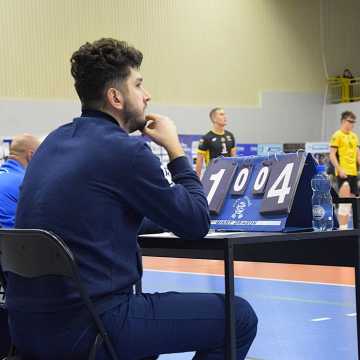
[337,175,359,196]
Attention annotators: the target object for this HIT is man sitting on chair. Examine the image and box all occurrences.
[6,38,257,360]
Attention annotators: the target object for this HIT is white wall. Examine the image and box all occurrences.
[1,99,80,138]
[150,92,324,143]
[1,91,324,143]
[324,101,360,140]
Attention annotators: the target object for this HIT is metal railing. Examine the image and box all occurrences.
[328,77,360,103]
[350,78,360,102]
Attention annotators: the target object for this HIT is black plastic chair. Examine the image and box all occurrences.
[0,228,118,360]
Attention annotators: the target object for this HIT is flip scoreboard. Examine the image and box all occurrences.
[202,152,317,232]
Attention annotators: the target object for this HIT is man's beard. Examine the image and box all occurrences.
[122,99,146,133]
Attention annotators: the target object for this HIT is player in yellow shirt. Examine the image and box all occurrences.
[330,111,360,229]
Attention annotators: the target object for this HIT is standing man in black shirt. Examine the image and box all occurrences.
[195,107,236,177]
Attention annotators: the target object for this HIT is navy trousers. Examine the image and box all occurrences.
[9,292,257,359]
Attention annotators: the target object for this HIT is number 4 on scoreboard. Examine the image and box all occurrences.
[260,154,304,214]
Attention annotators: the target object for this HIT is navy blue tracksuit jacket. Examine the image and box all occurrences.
[6,110,257,359]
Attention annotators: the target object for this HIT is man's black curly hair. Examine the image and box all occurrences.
[70,38,143,108]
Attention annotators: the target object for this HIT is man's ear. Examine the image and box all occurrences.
[106,87,124,110]
[26,150,34,163]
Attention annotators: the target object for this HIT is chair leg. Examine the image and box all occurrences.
[88,333,103,360]
[8,344,16,356]
[3,345,23,360]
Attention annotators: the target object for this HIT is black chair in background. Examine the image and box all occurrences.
[0,285,11,360]
[0,240,12,360]
[0,229,119,360]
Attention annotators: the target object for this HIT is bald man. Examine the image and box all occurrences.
[0,134,40,228]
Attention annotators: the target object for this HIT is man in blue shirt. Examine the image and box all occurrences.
[7,39,257,359]
[0,134,39,228]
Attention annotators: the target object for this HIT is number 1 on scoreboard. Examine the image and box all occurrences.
[207,169,226,204]
[201,159,238,215]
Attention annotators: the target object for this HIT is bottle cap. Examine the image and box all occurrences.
[315,164,326,174]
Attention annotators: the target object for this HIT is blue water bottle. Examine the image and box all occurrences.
[311,164,334,231]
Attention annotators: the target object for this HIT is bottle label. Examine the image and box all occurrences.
[313,205,325,220]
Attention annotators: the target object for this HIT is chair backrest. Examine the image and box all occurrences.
[0,269,5,301]
[0,229,118,360]
[0,229,75,279]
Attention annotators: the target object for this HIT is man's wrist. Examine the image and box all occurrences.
[166,142,185,161]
